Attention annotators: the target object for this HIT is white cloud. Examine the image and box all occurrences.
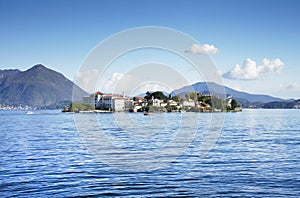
[102,72,123,93]
[186,43,219,54]
[215,69,222,77]
[76,69,100,93]
[223,58,284,80]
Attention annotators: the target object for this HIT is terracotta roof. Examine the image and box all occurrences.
[113,97,125,100]
[134,96,145,101]
[95,91,104,95]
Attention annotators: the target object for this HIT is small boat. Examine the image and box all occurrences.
[26,111,33,115]
[144,112,153,116]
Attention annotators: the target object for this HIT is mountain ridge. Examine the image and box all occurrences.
[0,64,87,107]
[171,82,285,104]
[0,65,290,108]
[0,69,21,81]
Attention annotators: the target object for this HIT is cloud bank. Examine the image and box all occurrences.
[223,58,284,80]
[186,43,219,54]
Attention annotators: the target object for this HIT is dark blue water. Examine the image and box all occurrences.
[0,109,299,197]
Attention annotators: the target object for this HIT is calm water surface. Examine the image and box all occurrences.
[0,109,299,197]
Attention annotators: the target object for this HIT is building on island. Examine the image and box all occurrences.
[183,99,195,107]
[82,91,238,112]
[152,98,164,107]
[82,92,126,112]
[111,97,125,112]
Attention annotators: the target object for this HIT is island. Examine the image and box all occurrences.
[63,91,242,113]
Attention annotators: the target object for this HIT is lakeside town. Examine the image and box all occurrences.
[0,104,34,111]
[63,91,242,113]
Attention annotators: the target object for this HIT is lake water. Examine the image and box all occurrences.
[0,109,299,197]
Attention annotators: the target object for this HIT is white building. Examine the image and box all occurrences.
[124,98,134,110]
[83,92,125,112]
[227,98,232,108]
[183,99,195,107]
[112,97,125,112]
[160,102,168,107]
[152,98,164,106]
[83,92,104,108]
[168,100,179,106]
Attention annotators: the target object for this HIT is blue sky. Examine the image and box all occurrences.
[0,0,299,98]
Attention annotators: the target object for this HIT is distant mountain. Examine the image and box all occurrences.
[0,69,21,81]
[0,64,87,107]
[171,82,284,104]
[262,99,300,109]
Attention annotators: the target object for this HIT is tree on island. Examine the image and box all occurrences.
[190,92,198,101]
[185,92,198,101]
[144,91,168,102]
[176,94,182,102]
[168,94,181,102]
[230,99,239,109]
[141,90,241,113]
[67,102,94,112]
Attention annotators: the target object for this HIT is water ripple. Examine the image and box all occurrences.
[0,110,300,197]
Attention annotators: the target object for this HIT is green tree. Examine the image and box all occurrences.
[170,94,181,102]
[176,94,182,102]
[68,102,94,111]
[199,95,210,103]
[144,91,168,102]
[189,92,198,101]
[144,91,152,100]
[231,99,239,110]
[68,103,73,112]
[185,93,190,100]
[152,91,167,101]
[211,96,223,110]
